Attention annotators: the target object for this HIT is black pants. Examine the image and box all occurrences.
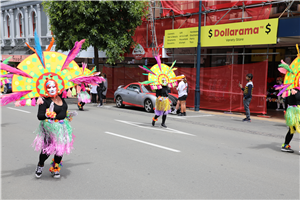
[154,113,167,125]
[97,89,103,105]
[38,151,62,166]
[79,102,85,107]
[91,93,97,103]
[284,127,294,145]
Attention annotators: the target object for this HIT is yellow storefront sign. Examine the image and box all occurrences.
[164,19,278,48]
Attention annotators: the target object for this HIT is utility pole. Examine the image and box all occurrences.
[195,0,202,111]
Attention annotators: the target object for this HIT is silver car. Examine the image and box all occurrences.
[114,82,178,112]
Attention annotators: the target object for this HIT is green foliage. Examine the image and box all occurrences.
[42,0,149,65]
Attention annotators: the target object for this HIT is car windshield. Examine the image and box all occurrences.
[142,85,151,93]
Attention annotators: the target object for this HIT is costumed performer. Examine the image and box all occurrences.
[138,55,184,128]
[0,30,104,178]
[274,44,300,153]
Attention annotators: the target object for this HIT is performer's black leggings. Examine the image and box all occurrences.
[38,151,62,166]
[154,113,167,124]
[284,127,294,145]
[79,102,85,107]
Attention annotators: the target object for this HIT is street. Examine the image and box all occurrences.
[1,99,299,199]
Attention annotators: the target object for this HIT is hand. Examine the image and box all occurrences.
[239,83,242,88]
[45,109,57,118]
[68,117,73,122]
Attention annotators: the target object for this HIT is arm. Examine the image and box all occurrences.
[37,100,48,120]
[244,84,253,99]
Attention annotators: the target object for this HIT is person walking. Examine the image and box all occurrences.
[177,76,188,116]
[97,74,105,107]
[239,73,253,122]
[102,73,108,104]
[90,84,98,104]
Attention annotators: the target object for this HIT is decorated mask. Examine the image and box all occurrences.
[45,80,58,96]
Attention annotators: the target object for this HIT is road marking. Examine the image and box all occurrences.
[168,114,213,119]
[7,107,31,113]
[115,119,195,136]
[105,131,181,153]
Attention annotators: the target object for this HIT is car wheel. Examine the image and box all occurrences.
[116,96,125,108]
[3,85,8,94]
[144,99,153,113]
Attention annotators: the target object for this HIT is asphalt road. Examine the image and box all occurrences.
[1,99,299,199]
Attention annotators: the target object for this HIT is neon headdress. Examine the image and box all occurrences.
[275,44,300,97]
[0,30,104,106]
[138,55,183,90]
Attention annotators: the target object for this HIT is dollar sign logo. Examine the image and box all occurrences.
[265,23,271,34]
[208,29,212,38]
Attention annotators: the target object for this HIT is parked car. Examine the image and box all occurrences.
[114,82,178,113]
[0,78,12,94]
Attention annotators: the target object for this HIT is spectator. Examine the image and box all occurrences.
[102,73,108,104]
[239,73,254,122]
[177,75,188,116]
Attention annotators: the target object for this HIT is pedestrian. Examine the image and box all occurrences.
[77,83,90,111]
[102,73,108,104]
[90,83,98,104]
[152,78,171,128]
[177,75,188,116]
[97,74,105,107]
[239,73,253,122]
[275,77,285,111]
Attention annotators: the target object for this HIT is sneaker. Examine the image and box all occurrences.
[183,112,186,116]
[161,124,167,128]
[281,144,294,153]
[242,118,251,122]
[178,113,184,116]
[152,120,155,126]
[97,104,103,107]
[35,165,44,178]
[171,110,177,115]
[51,171,60,179]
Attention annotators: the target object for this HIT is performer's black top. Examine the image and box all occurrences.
[37,96,68,120]
[156,86,169,98]
[285,90,300,109]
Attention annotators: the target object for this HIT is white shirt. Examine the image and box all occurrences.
[90,85,98,94]
[177,80,188,97]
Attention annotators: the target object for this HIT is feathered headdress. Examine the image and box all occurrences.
[275,44,300,98]
[138,55,182,90]
[0,32,104,106]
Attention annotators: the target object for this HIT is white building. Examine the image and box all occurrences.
[0,0,105,64]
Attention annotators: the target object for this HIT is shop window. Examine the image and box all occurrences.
[7,15,10,38]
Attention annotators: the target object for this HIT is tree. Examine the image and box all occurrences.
[43,1,149,70]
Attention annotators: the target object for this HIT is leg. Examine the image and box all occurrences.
[281,127,294,153]
[152,115,159,126]
[243,98,251,119]
[161,114,167,128]
[50,155,63,178]
[182,100,186,115]
[35,151,50,178]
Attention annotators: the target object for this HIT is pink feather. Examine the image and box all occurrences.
[82,62,87,74]
[69,76,105,84]
[138,65,156,76]
[0,91,31,106]
[278,68,287,74]
[155,55,162,72]
[61,39,85,71]
[281,59,288,65]
[31,98,36,106]
[37,97,44,105]
[0,63,32,78]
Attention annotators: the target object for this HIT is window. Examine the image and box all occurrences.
[19,13,23,37]
[127,84,141,92]
[32,12,36,33]
[7,15,10,38]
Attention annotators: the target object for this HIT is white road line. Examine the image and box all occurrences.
[105,131,181,153]
[7,107,31,113]
[168,114,213,119]
[115,119,195,136]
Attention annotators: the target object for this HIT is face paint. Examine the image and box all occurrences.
[46,80,57,96]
